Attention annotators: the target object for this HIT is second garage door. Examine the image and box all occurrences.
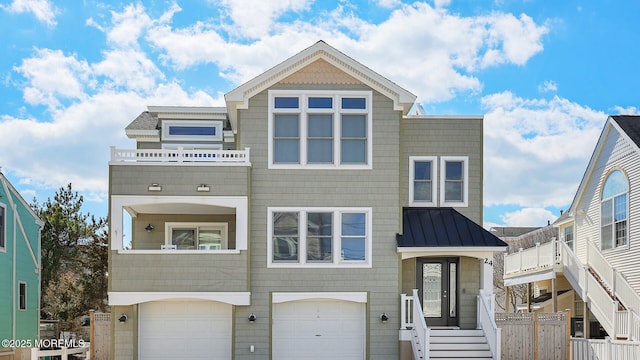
[272,299,365,360]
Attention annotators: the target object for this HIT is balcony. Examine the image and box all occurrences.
[110,146,251,166]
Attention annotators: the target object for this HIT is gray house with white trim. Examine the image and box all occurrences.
[108,41,507,360]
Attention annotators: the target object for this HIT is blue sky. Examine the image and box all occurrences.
[0,0,638,228]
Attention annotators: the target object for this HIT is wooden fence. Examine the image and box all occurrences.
[496,312,570,360]
[90,311,111,360]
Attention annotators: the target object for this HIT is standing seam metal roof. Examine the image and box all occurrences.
[397,207,508,248]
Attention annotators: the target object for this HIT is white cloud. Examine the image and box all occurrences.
[482,91,606,208]
[148,2,549,103]
[218,0,312,39]
[2,0,57,26]
[538,80,558,93]
[481,13,548,67]
[500,207,557,227]
[377,0,401,8]
[613,106,640,115]
[14,48,92,109]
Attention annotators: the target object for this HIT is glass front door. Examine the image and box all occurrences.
[418,257,458,327]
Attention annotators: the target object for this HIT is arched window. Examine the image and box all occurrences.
[601,170,628,250]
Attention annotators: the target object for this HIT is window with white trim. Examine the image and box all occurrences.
[161,120,223,142]
[0,204,5,249]
[563,225,574,251]
[268,90,372,168]
[268,208,372,267]
[409,156,437,206]
[165,222,228,250]
[601,169,628,250]
[19,282,26,310]
[440,156,468,207]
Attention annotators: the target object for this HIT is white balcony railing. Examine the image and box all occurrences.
[110,146,251,166]
[504,238,640,340]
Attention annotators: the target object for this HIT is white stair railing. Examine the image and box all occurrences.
[505,238,640,340]
[477,290,501,360]
[401,290,429,360]
[411,289,429,360]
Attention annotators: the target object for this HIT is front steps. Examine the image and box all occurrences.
[429,329,493,359]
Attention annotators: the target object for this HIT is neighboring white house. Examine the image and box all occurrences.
[504,115,640,340]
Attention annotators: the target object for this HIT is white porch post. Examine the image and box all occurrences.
[481,257,494,294]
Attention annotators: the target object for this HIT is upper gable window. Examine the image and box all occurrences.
[269,90,372,169]
[409,156,437,207]
[601,169,628,250]
[162,120,223,142]
[440,156,469,207]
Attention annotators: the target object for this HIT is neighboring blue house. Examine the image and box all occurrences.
[0,170,43,358]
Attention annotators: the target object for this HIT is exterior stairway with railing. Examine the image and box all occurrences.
[401,289,501,360]
[503,238,640,340]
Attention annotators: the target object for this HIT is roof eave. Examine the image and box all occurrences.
[224,41,417,130]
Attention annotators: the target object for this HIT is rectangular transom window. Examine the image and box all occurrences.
[269,90,372,169]
[0,205,4,249]
[19,282,26,310]
[409,156,437,206]
[162,120,223,142]
[268,208,372,268]
[165,222,228,250]
[440,156,469,207]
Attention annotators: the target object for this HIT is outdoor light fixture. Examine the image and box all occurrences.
[145,224,154,232]
[197,184,210,192]
[118,313,128,323]
[248,313,257,323]
[148,183,162,191]
[380,313,389,323]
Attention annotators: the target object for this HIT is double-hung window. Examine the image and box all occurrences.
[440,156,468,207]
[409,156,437,206]
[563,225,574,251]
[165,222,228,250]
[269,90,372,168]
[601,169,628,250]
[268,208,372,267]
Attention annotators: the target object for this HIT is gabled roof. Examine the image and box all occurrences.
[397,208,507,248]
[0,171,44,227]
[612,115,640,148]
[225,40,417,132]
[559,115,640,222]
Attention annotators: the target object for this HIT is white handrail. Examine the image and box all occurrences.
[478,290,501,360]
[412,289,430,360]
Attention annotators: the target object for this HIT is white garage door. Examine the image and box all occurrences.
[139,301,231,360]
[272,299,366,360]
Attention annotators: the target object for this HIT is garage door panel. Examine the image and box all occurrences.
[273,299,365,360]
[139,301,231,360]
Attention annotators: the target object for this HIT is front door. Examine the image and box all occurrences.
[417,257,458,327]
